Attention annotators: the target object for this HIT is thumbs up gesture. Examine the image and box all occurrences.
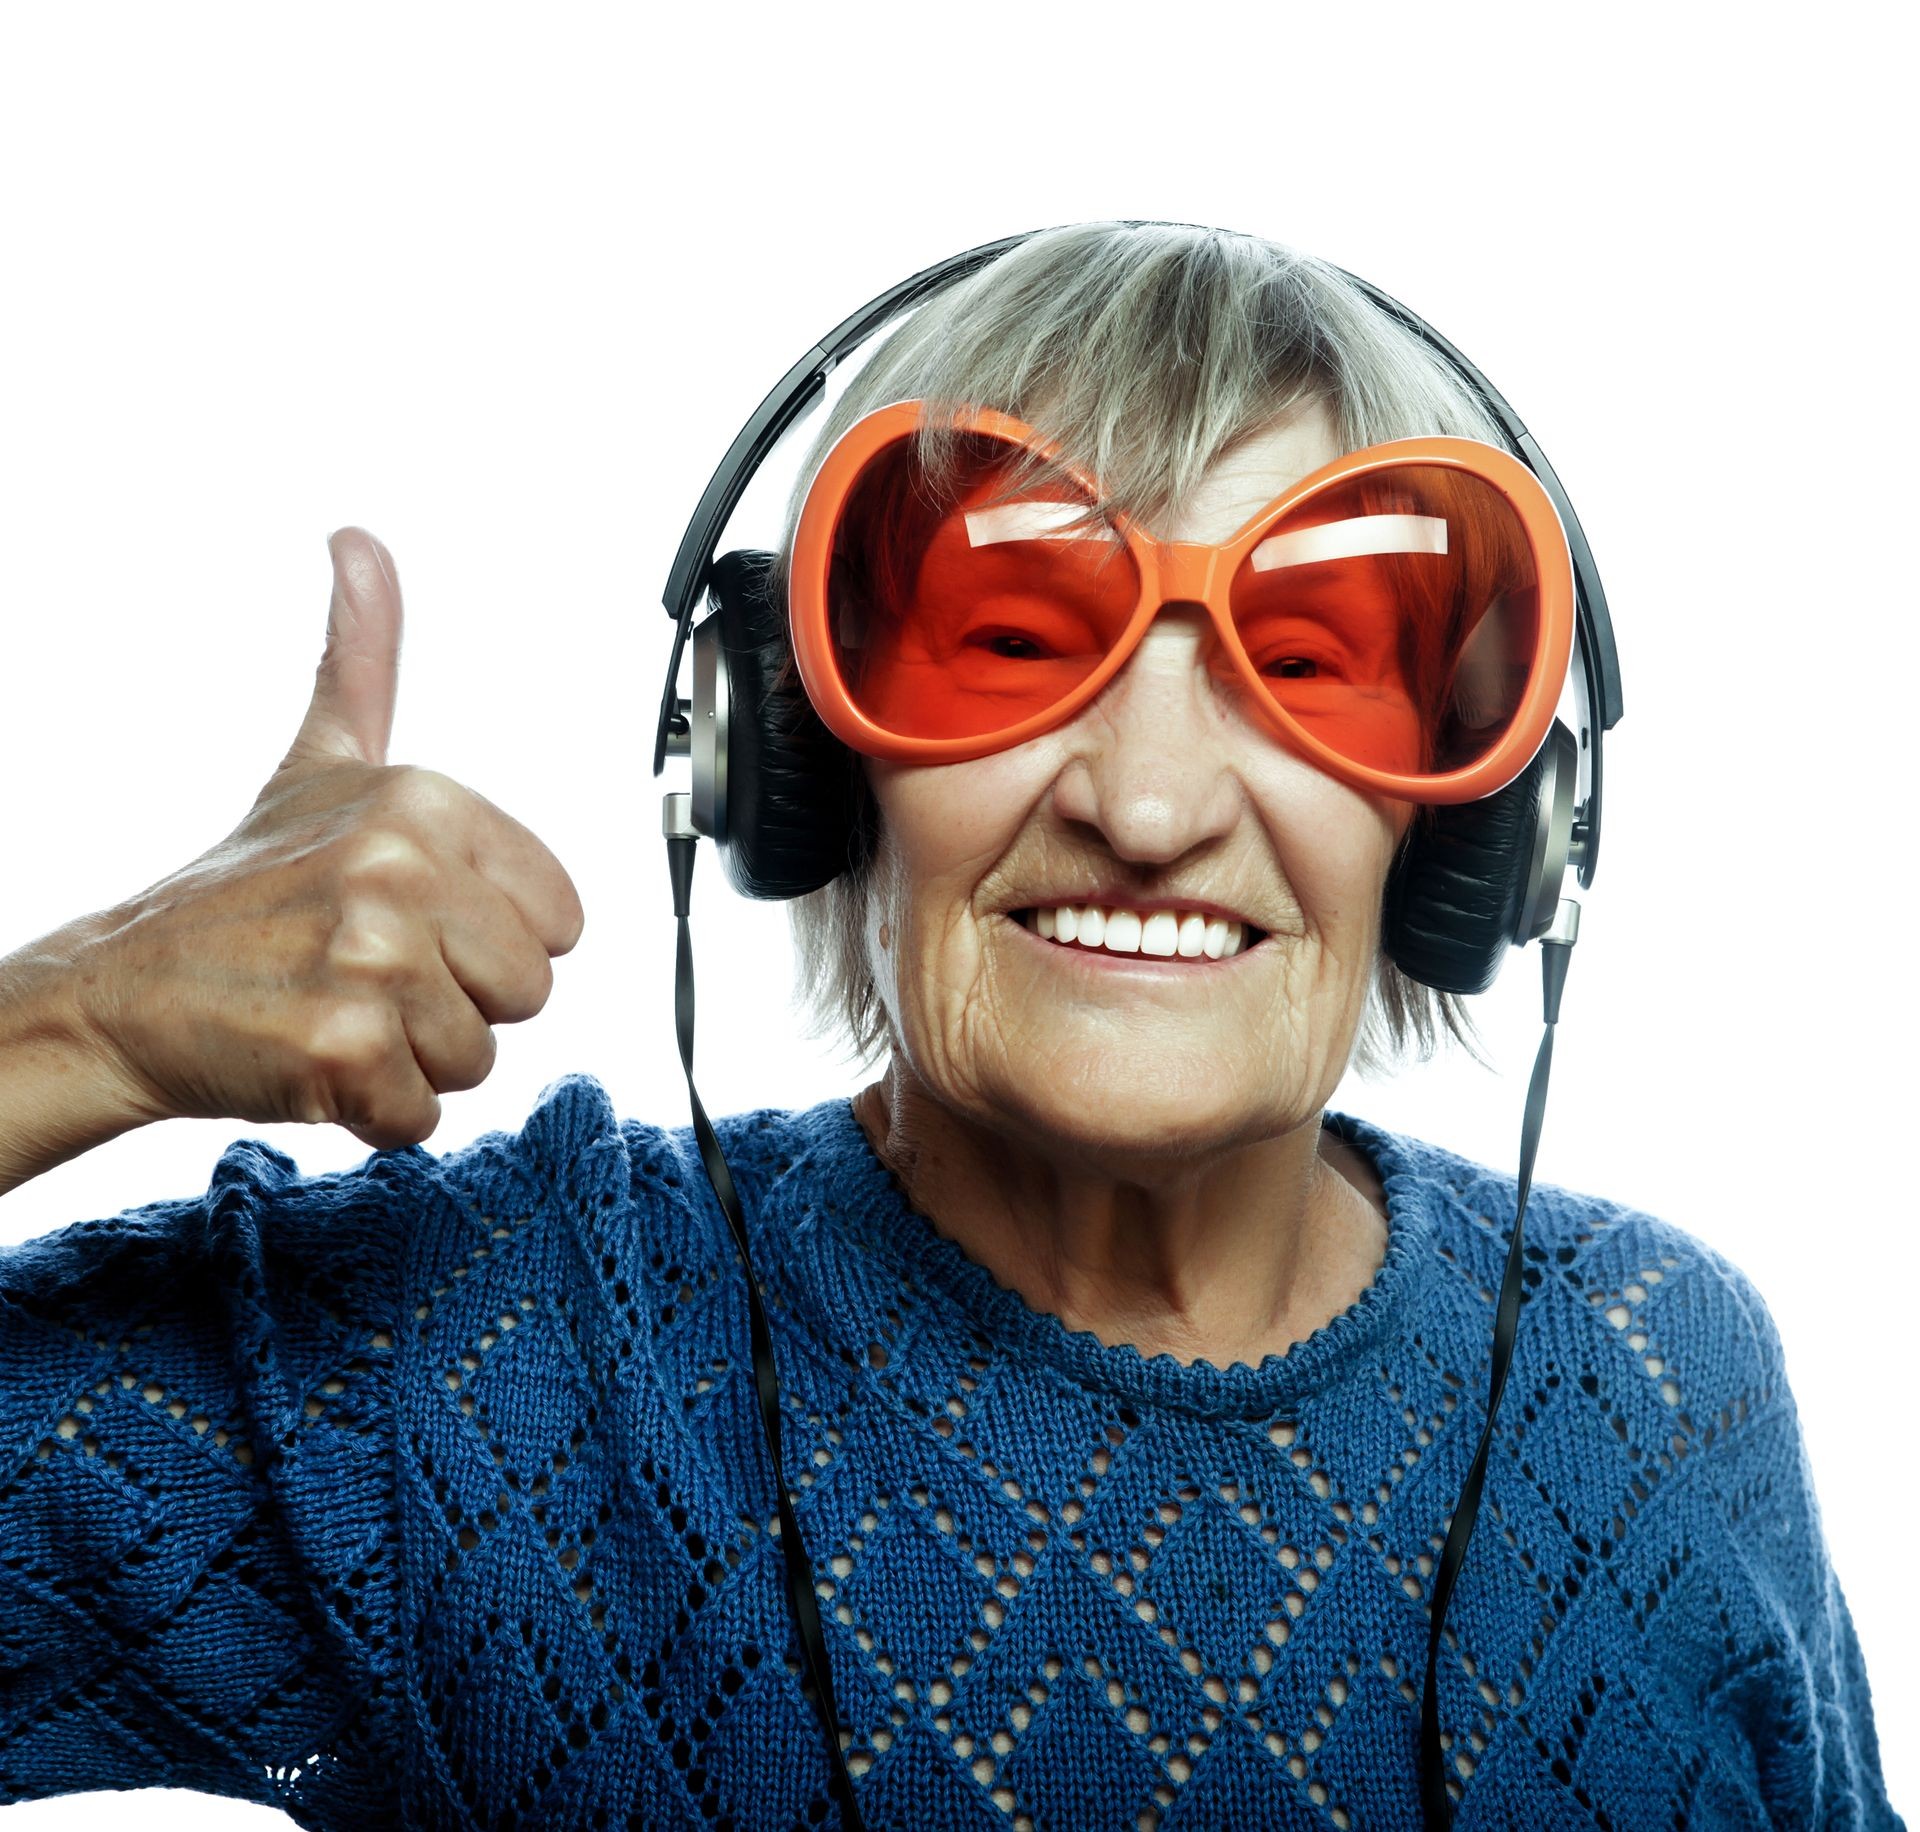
[288,529,411,767]
[62,529,585,1151]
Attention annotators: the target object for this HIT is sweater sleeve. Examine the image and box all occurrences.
[1697,1255,1906,1831]
[0,1134,405,1826]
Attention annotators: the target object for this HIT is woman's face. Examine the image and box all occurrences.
[862,398,1417,1164]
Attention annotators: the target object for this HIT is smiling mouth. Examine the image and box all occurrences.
[1013,903,1265,960]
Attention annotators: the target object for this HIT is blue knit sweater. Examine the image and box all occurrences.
[0,1071,1901,1830]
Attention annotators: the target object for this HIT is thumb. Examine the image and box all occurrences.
[285,527,405,767]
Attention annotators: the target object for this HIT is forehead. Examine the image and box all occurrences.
[1157,397,1345,545]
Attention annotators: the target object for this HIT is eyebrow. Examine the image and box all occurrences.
[965,500,1119,546]
[1250,513,1448,571]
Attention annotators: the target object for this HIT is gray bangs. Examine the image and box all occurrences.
[777,221,1512,1081]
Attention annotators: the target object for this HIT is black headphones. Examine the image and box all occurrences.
[654,226,1622,996]
[651,225,1626,1831]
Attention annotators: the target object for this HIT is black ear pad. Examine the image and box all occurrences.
[1383,738,1554,995]
[706,548,869,901]
[704,542,1567,961]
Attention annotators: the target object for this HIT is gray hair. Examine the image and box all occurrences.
[776,221,1508,1080]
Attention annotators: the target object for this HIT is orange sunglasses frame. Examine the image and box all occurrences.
[788,399,1576,806]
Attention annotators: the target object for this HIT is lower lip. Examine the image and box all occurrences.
[1003,913,1262,975]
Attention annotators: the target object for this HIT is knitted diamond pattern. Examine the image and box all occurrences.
[0,1072,1903,1830]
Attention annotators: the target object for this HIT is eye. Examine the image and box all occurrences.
[1267,656,1318,679]
[967,628,1055,660]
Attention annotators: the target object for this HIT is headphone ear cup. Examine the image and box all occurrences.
[705,549,868,901]
[1383,729,1562,995]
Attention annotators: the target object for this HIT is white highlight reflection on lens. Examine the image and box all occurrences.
[1250,513,1447,572]
[966,501,1118,546]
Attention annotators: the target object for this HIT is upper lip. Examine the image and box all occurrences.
[1005,890,1263,930]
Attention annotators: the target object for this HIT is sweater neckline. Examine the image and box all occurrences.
[813,1098,1438,1420]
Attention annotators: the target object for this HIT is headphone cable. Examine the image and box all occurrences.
[1419,897,1579,1828]
[668,786,1578,1830]
[664,793,871,1832]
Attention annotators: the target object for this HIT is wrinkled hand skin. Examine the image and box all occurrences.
[66,528,584,1154]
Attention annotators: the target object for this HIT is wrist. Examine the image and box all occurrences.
[0,912,166,1197]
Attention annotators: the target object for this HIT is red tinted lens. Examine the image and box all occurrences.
[1228,465,1543,776]
[825,431,1141,742]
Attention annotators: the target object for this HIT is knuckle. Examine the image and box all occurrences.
[467,933,552,1025]
[517,949,556,1016]
[439,1022,498,1094]
[333,826,436,898]
[380,766,466,823]
[389,1095,442,1148]
[327,901,416,981]
[303,999,398,1080]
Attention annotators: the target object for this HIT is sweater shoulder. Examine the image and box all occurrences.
[1354,1117,1790,1444]
[1373,1117,1764,1289]
[390,1074,846,1334]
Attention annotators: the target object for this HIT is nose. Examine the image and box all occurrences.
[1049,606,1247,866]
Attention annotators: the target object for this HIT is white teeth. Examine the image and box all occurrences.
[1028,903,1255,961]
[1140,912,1179,957]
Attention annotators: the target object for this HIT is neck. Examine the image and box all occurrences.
[852,1062,1390,1370]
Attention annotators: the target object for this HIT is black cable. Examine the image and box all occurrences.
[665,818,870,1832]
[668,790,1574,1827]
[1418,920,1576,1828]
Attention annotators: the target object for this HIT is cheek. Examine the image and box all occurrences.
[865,753,1044,1005]
[1246,771,1405,935]
[867,754,1049,926]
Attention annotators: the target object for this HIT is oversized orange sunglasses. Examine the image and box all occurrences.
[788,400,1576,806]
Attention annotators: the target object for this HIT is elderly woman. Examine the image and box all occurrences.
[0,224,1900,1832]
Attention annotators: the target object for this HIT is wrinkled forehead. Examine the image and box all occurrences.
[1155,398,1347,544]
[916,391,1347,532]
[950,396,1429,564]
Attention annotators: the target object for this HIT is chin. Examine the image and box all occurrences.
[988,1048,1299,1168]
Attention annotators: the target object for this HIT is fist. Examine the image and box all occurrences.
[72,529,585,1151]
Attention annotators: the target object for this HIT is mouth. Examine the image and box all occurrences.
[1010,900,1267,962]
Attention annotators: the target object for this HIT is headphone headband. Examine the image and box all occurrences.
[659,232,1035,633]
[652,229,1621,1829]
[653,223,1622,886]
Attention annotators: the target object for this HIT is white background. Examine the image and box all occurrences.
[1,3,1912,1822]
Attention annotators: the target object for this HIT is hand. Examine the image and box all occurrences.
[69,529,585,1151]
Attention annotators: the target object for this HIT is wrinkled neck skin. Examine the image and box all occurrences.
[852,1062,1390,1372]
